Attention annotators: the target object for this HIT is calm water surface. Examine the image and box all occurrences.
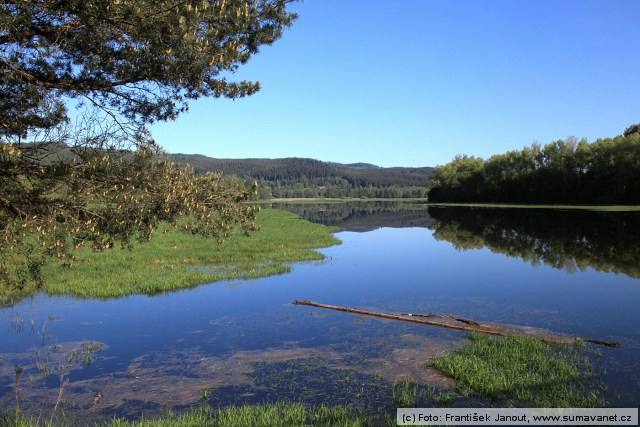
[1,203,639,422]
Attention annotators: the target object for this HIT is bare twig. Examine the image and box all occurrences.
[49,376,69,424]
[0,195,29,219]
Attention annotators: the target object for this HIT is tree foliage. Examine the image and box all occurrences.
[1,0,297,291]
[428,128,640,204]
[1,0,296,132]
[624,123,640,137]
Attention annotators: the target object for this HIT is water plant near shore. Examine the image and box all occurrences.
[432,331,606,407]
[391,377,418,407]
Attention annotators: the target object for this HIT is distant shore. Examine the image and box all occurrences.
[257,197,428,204]
[256,198,640,211]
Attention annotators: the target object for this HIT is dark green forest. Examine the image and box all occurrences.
[171,154,433,199]
[428,125,640,204]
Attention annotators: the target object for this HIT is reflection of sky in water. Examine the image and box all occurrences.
[2,213,640,415]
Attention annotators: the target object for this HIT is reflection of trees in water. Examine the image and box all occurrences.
[271,202,434,231]
[427,207,640,279]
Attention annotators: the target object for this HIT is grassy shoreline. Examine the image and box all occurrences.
[2,209,340,304]
[4,403,370,427]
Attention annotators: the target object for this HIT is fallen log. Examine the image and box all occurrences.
[292,300,620,348]
[398,312,480,326]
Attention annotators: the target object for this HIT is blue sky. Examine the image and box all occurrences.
[151,0,640,167]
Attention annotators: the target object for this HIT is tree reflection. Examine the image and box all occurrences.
[428,207,640,279]
[272,201,434,231]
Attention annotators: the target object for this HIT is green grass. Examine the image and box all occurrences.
[391,377,418,407]
[390,377,458,408]
[428,202,640,211]
[2,403,368,427]
[3,209,339,302]
[432,331,606,407]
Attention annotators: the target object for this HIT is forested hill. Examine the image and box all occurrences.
[170,154,433,199]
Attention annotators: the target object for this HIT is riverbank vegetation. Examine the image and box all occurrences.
[106,403,368,427]
[1,209,339,305]
[4,403,369,427]
[428,125,640,204]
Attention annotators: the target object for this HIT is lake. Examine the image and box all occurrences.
[1,202,639,423]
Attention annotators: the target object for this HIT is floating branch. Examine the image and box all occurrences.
[292,300,620,348]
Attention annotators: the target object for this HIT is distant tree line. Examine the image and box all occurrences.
[171,155,432,199]
[428,125,640,204]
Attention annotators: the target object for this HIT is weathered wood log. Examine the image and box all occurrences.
[292,300,620,348]
[399,312,481,326]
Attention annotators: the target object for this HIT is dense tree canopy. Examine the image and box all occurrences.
[1,0,296,292]
[428,128,640,204]
[1,0,296,133]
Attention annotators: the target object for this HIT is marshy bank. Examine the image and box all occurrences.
[1,209,340,305]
